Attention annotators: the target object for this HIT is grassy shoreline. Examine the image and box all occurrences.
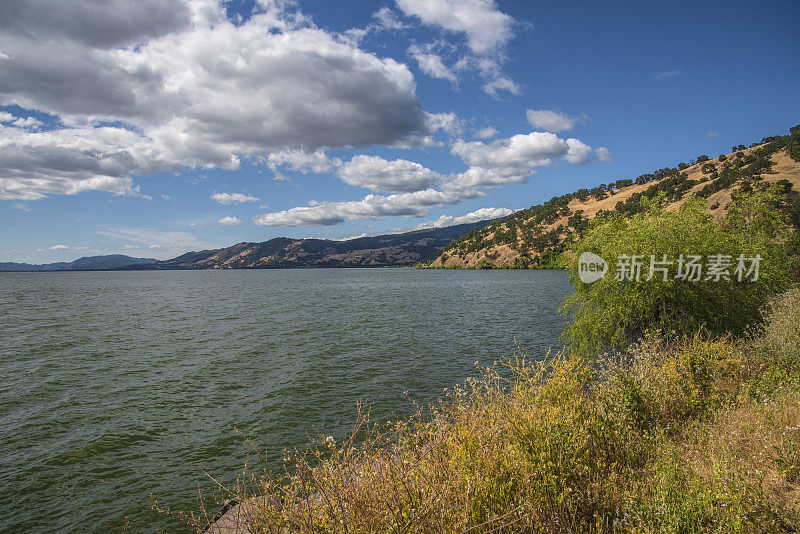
[187,288,800,533]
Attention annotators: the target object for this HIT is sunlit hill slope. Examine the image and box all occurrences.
[427,126,800,268]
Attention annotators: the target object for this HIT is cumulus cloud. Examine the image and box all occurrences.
[372,7,406,31]
[338,155,441,193]
[526,109,583,133]
[0,112,15,123]
[265,148,339,175]
[253,187,482,226]
[255,127,603,226]
[408,45,457,83]
[474,126,499,139]
[482,75,521,98]
[0,0,436,200]
[396,0,517,96]
[425,111,462,137]
[11,117,43,129]
[450,132,570,187]
[217,216,242,226]
[595,147,613,162]
[342,6,406,43]
[412,206,513,230]
[448,129,606,188]
[0,0,191,48]
[0,124,151,200]
[210,192,260,205]
[563,138,594,165]
[396,0,512,54]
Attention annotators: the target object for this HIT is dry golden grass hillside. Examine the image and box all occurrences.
[428,130,800,269]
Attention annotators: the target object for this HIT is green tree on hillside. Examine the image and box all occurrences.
[561,190,791,356]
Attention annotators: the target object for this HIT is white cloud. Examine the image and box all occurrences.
[210,192,260,205]
[707,130,719,139]
[160,194,170,200]
[338,155,441,193]
[11,117,43,129]
[0,124,150,200]
[396,0,513,54]
[595,147,613,162]
[425,111,462,137]
[336,233,368,241]
[526,109,583,133]
[482,75,521,98]
[257,128,602,226]
[412,206,513,229]
[396,0,517,96]
[373,7,405,30]
[450,132,571,187]
[265,148,339,175]
[49,244,70,250]
[0,112,14,122]
[0,0,191,48]
[0,0,436,200]
[341,7,406,44]
[474,126,498,139]
[217,216,242,226]
[653,70,684,81]
[408,45,457,83]
[563,138,593,165]
[253,187,482,226]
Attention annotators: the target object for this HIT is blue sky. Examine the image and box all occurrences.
[1,0,798,263]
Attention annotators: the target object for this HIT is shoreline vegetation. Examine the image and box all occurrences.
[174,178,800,532]
[185,288,800,533]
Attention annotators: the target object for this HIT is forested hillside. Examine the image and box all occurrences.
[427,126,800,268]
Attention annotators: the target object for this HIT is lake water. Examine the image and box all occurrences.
[0,269,571,533]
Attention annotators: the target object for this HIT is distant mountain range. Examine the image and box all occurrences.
[0,221,493,272]
[123,220,491,270]
[0,255,158,272]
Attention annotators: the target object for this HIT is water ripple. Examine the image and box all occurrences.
[0,269,570,533]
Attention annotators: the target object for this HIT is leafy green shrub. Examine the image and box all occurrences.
[513,255,532,269]
[561,192,790,356]
[788,124,800,162]
[477,258,495,269]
